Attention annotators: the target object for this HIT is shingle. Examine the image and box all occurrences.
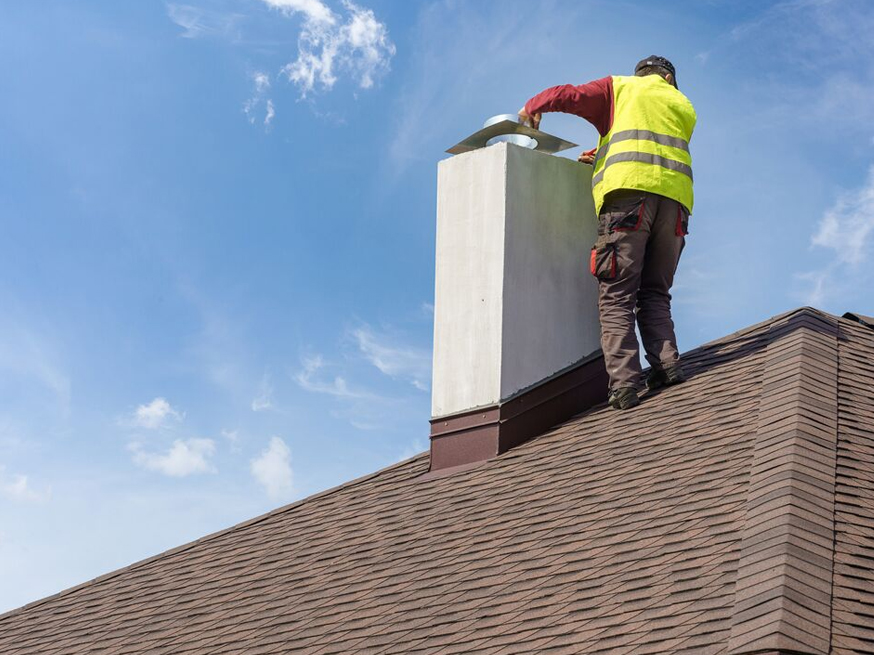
[0,307,872,655]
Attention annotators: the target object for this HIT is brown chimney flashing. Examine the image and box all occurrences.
[428,352,607,472]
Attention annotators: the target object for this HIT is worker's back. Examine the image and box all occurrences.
[592,74,696,214]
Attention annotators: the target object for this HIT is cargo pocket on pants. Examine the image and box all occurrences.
[604,196,646,232]
[590,238,618,280]
[675,205,690,236]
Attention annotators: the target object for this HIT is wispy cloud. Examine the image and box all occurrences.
[129,438,216,477]
[351,326,430,391]
[0,465,51,502]
[799,165,874,306]
[178,282,257,399]
[244,71,276,129]
[795,166,874,308]
[293,309,432,430]
[811,165,874,265]
[796,269,831,307]
[251,374,274,412]
[294,353,401,430]
[294,354,374,399]
[696,0,874,130]
[254,71,270,93]
[166,3,241,39]
[221,428,242,454]
[250,436,294,500]
[129,397,183,430]
[261,0,396,97]
[0,322,71,417]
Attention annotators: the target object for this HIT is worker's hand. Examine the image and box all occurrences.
[578,148,597,165]
[518,106,541,130]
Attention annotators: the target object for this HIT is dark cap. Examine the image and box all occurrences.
[634,55,677,88]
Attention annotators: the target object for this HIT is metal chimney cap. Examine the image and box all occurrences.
[446,114,577,156]
[483,113,522,128]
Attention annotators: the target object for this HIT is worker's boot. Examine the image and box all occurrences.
[646,363,687,391]
[608,387,640,410]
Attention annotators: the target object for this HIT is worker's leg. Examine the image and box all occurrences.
[637,196,687,370]
[592,192,653,390]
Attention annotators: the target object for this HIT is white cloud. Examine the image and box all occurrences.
[250,437,294,500]
[262,0,395,97]
[294,354,373,399]
[251,374,274,412]
[811,165,874,265]
[294,353,407,430]
[351,326,430,391]
[130,438,216,477]
[131,397,182,430]
[263,0,336,24]
[244,71,275,129]
[254,71,271,93]
[167,4,240,39]
[0,465,51,503]
[800,165,874,305]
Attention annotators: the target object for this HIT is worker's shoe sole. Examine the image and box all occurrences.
[608,387,641,410]
[646,363,688,391]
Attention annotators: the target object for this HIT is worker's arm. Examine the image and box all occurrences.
[519,77,614,137]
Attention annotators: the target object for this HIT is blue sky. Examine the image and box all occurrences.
[1,0,872,614]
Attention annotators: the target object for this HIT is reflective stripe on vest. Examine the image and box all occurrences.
[592,151,693,187]
[593,129,690,166]
[591,75,696,215]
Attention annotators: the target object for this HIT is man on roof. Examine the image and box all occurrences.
[519,56,696,411]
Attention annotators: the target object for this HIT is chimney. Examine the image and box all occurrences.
[429,119,608,473]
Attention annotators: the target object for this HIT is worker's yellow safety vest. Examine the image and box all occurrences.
[592,75,697,215]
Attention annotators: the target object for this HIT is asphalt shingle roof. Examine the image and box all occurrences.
[0,307,872,654]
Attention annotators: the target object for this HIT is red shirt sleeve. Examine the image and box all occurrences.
[524,76,614,137]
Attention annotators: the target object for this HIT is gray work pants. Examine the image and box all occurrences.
[590,190,689,390]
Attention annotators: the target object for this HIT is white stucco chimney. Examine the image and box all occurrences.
[429,141,606,472]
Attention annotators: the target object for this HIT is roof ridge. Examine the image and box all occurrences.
[680,306,837,358]
[0,451,430,624]
[727,309,840,655]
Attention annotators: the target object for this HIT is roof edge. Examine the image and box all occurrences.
[0,451,430,623]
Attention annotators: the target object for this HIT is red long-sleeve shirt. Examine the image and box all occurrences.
[524,77,615,137]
